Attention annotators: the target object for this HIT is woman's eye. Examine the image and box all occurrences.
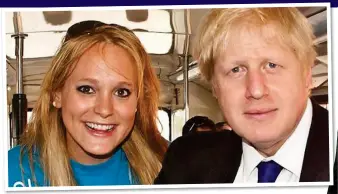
[77,85,95,94]
[115,88,131,98]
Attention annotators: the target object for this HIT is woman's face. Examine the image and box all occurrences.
[54,43,138,165]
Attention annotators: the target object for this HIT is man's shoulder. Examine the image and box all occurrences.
[166,130,242,163]
[300,99,330,182]
[154,131,243,184]
[308,98,329,144]
[311,99,328,120]
[309,99,329,142]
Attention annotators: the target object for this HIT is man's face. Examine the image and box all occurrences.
[212,25,312,155]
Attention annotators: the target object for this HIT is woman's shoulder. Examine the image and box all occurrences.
[8,145,24,166]
[8,145,34,166]
[8,146,29,187]
[8,145,44,187]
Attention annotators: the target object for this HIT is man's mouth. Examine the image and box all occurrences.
[245,108,277,114]
[244,108,278,120]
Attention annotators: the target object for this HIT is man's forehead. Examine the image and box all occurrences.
[217,23,293,59]
[228,22,283,43]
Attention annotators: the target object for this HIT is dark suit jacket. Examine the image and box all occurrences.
[154,100,330,184]
[327,139,337,194]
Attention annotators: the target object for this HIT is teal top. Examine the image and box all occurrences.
[8,145,137,187]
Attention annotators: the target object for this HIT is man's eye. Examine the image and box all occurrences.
[267,62,278,69]
[231,66,240,73]
[228,66,246,76]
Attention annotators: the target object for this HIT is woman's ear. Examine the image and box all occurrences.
[53,91,62,108]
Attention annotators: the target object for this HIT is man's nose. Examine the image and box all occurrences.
[245,70,269,100]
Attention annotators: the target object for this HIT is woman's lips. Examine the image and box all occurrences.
[84,122,118,137]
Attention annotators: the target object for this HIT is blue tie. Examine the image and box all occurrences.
[257,160,283,183]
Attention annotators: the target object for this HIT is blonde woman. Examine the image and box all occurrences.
[8,21,168,187]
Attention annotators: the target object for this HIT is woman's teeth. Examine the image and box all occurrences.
[85,122,115,131]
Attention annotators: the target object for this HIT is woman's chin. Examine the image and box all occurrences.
[81,147,116,163]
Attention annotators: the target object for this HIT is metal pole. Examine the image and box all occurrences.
[183,9,191,122]
[10,12,28,148]
[183,35,190,122]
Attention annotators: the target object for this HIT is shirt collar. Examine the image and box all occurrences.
[242,98,313,179]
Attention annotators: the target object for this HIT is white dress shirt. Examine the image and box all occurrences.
[234,99,313,183]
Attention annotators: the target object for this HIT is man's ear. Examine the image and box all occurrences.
[305,67,313,90]
[211,78,219,99]
[53,91,62,108]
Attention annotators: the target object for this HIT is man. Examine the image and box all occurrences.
[215,121,232,131]
[182,116,217,136]
[328,140,337,194]
[155,7,331,184]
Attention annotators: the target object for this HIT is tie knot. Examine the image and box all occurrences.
[257,160,283,183]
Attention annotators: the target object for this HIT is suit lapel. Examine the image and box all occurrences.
[300,100,330,182]
[224,100,330,183]
[221,131,243,183]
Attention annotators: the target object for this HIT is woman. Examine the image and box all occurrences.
[8,21,168,186]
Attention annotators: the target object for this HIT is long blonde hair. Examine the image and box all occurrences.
[20,24,168,186]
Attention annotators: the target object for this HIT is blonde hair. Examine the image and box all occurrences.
[193,7,317,82]
[20,25,168,186]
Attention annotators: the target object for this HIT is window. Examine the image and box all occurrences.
[156,109,170,141]
[171,109,185,141]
